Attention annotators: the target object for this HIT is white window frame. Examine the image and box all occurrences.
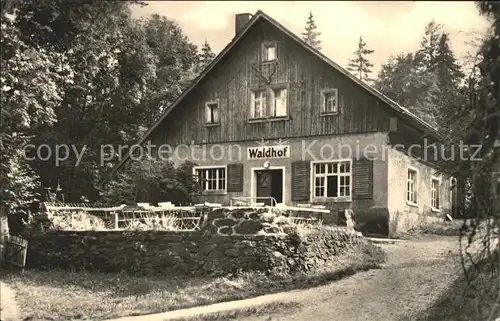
[204,101,220,125]
[431,176,441,212]
[250,89,267,119]
[406,166,418,206]
[262,41,277,62]
[310,159,352,202]
[193,166,227,192]
[272,87,287,117]
[321,88,339,114]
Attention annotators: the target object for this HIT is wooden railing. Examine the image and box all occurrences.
[41,201,329,230]
[41,202,218,231]
[230,197,278,207]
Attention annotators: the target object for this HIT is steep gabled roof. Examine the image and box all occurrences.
[114,10,442,171]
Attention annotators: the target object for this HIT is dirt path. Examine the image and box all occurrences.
[238,236,461,321]
[1,280,21,321]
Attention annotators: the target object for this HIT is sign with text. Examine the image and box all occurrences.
[247,145,290,159]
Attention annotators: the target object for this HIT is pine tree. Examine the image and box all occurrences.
[194,39,216,76]
[374,53,439,126]
[347,36,375,82]
[415,22,465,132]
[199,39,215,69]
[415,20,443,71]
[433,33,466,128]
[302,11,321,51]
[434,33,465,89]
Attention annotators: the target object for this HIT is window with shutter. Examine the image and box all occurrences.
[291,161,310,201]
[311,160,352,201]
[353,158,373,199]
[194,166,226,191]
[227,163,244,192]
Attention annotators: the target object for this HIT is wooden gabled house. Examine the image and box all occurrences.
[116,11,455,236]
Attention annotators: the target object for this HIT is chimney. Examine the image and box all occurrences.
[235,13,252,36]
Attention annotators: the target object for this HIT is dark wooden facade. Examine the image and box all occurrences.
[150,19,396,147]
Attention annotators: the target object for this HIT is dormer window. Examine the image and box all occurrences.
[262,41,277,62]
[205,101,219,125]
[321,88,339,114]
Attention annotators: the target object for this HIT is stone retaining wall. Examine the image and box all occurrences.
[201,207,294,235]
[25,227,365,276]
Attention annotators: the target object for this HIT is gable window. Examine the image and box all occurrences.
[431,177,440,211]
[262,42,276,62]
[272,88,287,117]
[195,166,226,191]
[205,101,219,125]
[321,88,339,114]
[312,161,351,200]
[251,89,267,119]
[407,167,418,205]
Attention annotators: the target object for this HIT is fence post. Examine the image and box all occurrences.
[111,212,119,230]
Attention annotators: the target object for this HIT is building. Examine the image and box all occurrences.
[116,11,453,237]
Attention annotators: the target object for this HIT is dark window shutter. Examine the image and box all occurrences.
[292,161,310,201]
[353,158,373,199]
[227,163,244,192]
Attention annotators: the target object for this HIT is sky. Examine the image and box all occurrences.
[131,1,490,75]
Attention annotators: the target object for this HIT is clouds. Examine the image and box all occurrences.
[131,1,489,74]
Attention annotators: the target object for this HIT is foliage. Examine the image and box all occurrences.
[347,36,375,83]
[196,39,216,75]
[100,160,201,205]
[1,1,200,205]
[302,11,321,51]
[0,11,67,212]
[420,24,466,134]
[455,2,500,320]
[374,20,467,132]
[47,212,108,231]
[0,135,40,210]
[374,53,440,126]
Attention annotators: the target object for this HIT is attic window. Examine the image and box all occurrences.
[262,41,276,62]
[321,89,339,114]
[205,101,219,125]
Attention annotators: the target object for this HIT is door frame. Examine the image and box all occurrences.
[250,166,286,205]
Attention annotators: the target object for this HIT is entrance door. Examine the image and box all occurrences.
[255,169,283,206]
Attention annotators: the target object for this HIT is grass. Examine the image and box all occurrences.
[397,219,465,239]
[411,253,500,321]
[2,241,385,321]
[169,302,303,321]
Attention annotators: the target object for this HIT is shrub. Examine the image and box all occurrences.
[42,211,108,231]
[101,160,201,205]
[122,214,179,231]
